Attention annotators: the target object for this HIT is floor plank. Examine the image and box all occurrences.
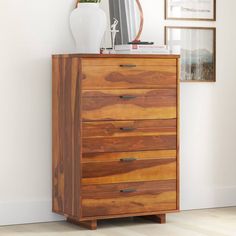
[0,208,236,236]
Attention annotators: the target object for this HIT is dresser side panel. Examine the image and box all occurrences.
[176,58,180,211]
[52,56,82,218]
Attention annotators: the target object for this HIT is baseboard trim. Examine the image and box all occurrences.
[181,186,236,210]
[0,200,64,226]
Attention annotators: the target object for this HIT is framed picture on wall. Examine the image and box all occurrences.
[165,26,216,82]
[165,0,216,21]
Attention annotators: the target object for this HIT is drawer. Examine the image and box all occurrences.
[83,119,176,138]
[82,119,177,153]
[83,134,176,153]
[82,89,177,121]
[82,150,176,185]
[81,58,177,89]
[83,150,176,163]
[81,180,177,217]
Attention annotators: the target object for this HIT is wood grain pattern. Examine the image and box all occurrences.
[82,119,176,153]
[67,217,97,230]
[52,56,81,218]
[176,58,180,211]
[82,65,176,90]
[52,54,180,228]
[81,180,177,217]
[82,89,177,121]
[83,135,176,153]
[81,58,177,66]
[83,119,176,138]
[82,158,176,185]
[82,150,177,163]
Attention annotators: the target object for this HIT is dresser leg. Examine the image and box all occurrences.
[141,214,166,224]
[67,217,97,230]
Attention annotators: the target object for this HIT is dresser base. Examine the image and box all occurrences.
[67,214,166,230]
[67,217,97,230]
[140,214,166,224]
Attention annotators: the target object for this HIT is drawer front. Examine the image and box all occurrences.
[82,119,177,153]
[81,58,177,67]
[83,134,176,153]
[81,180,177,217]
[83,119,176,138]
[82,89,177,121]
[81,58,177,90]
[83,150,176,163]
[82,153,176,185]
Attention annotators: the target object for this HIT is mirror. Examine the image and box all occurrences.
[100,0,144,47]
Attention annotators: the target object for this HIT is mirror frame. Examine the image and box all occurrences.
[133,0,144,42]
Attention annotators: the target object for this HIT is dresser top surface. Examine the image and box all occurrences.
[52,53,180,59]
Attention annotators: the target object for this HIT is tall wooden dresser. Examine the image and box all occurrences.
[52,54,180,230]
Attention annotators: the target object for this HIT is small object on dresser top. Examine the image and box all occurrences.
[101,44,170,54]
[115,49,170,54]
[128,41,154,45]
[115,44,169,51]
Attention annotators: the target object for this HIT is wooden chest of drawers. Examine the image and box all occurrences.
[52,54,180,230]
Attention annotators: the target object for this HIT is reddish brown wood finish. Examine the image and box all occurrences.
[82,150,177,163]
[82,65,177,89]
[82,89,177,121]
[81,57,177,66]
[81,180,176,217]
[83,119,176,138]
[67,217,97,230]
[52,56,81,218]
[83,135,176,153]
[82,157,176,185]
[52,54,180,230]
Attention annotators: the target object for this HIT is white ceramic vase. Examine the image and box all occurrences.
[70,3,107,54]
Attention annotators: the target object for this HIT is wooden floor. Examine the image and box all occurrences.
[1,208,236,236]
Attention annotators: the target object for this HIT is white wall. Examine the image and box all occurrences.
[139,0,236,210]
[0,0,75,225]
[0,0,236,226]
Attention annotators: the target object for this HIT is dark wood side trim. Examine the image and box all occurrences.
[52,56,82,218]
[176,58,180,210]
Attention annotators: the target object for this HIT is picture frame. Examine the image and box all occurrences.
[165,26,216,82]
[165,0,216,21]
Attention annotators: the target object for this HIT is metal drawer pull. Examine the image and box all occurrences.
[120,157,137,162]
[120,64,137,68]
[120,95,137,100]
[120,189,137,193]
[120,127,136,132]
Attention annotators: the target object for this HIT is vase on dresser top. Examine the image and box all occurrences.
[70,2,107,54]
